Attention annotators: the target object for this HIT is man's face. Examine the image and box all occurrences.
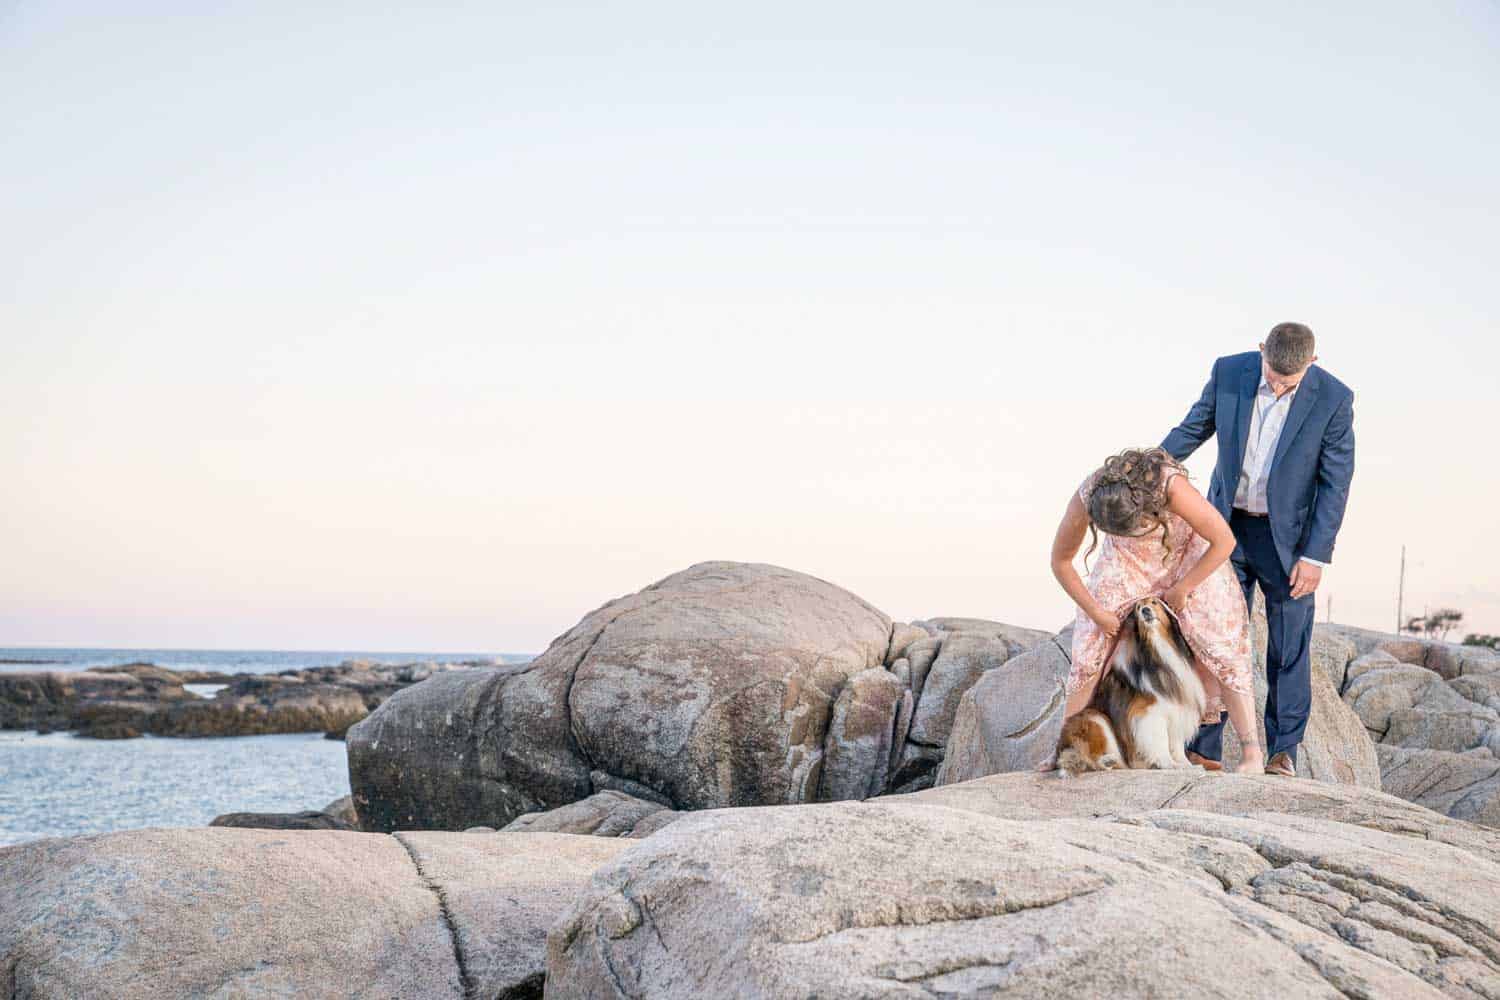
[1258,344,1314,397]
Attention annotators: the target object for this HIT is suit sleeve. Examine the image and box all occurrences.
[1301,391,1354,564]
[1161,360,1218,461]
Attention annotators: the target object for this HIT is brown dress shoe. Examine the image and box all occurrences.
[1264,751,1296,777]
[1185,751,1223,771]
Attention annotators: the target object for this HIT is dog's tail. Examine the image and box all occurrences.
[1056,709,1124,778]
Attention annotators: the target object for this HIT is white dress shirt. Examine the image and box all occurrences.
[1234,375,1327,567]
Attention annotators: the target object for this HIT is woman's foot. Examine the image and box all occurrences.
[1035,755,1059,773]
[1234,741,1265,774]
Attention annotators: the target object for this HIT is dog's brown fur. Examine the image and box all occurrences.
[1056,597,1205,776]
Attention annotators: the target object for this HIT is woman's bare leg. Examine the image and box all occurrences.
[1221,686,1264,773]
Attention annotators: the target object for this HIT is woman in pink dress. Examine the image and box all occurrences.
[1047,447,1263,774]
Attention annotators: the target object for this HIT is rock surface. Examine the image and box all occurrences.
[1377,745,1500,829]
[1333,627,1500,826]
[935,629,1072,785]
[549,772,1500,998]
[499,790,677,838]
[0,660,493,739]
[0,828,626,999]
[938,614,1380,788]
[349,563,1063,832]
[208,810,355,831]
[354,563,919,831]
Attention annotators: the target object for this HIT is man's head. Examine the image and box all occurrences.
[1259,322,1317,394]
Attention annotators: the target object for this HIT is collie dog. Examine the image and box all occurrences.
[1056,597,1206,776]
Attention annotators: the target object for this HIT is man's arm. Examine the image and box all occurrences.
[1300,392,1354,565]
[1161,360,1219,461]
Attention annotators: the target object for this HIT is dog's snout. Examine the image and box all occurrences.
[1138,604,1155,622]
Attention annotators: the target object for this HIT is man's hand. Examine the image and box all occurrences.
[1290,560,1323,600]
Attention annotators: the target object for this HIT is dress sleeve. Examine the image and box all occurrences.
[1159,464,1189,503]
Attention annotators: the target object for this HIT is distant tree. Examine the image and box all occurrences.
[1423,608,1465,641]
[1403,609,1465,641]
[1463,634,1500,650]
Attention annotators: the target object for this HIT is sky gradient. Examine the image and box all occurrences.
[3,1,1498,651]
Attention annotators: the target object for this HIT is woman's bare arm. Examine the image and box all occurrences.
[1051,492,1119,638]
[1162,474,1236,611]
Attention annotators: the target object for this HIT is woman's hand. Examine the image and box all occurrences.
[1162,583,1190,614]
[1089,605,1122,638]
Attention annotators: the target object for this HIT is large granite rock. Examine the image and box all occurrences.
[1334,628,1500,826]
[0,828,626,999]
[350,562,923,832]
[1377,745,1500,829]
[548,772,1500,998]
[349,564,1061,832]
[499,790,678,839]
[935,629,1072,785]
[208,810,354,831]
[1216,615,1381,786]
[937,614,1380,788]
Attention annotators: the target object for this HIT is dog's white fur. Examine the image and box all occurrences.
[1110,620,1206,769]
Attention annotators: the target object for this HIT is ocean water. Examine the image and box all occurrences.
[0,646,531,675]
[0,730,352,847]
[0,646,537,847]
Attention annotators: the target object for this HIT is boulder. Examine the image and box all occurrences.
[547,772,1499,998]
[1,669,194,735]
[937,615,1380,788]
[350,562,900,831]
[1337,631,1500,826]
[1218,619,1381,786]
[151,677,372,738]
[935,631,1072,785]
[1377,745,1500,829]
[886,618,1046,792]
[209,810,354,831]
[0,828,626,999]
[499,791,676,838]
[323,795,360,828]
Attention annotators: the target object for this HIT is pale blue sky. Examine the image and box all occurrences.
[3,1,1497,650]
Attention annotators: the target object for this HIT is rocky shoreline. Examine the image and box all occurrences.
[4,560,1499,998]
[0,659,502,739]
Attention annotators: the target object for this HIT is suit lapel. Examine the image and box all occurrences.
[1231,360,1259,478]
[1270,366,1321,474]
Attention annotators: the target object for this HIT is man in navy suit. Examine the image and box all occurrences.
[1161,322,1355,776]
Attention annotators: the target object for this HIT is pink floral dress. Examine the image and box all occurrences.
[1068,468,1253,720]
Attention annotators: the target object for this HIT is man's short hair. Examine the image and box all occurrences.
[1264,322,1316,375]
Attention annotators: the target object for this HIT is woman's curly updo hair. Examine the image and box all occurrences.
[1083,447,1186,567]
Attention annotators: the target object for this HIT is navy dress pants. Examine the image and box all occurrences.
[1186,509,1316,765]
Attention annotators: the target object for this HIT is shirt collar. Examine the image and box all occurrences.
[1258,374,1299,401]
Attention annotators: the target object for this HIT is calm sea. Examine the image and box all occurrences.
[0,646,536,846]
[0,646,533,674]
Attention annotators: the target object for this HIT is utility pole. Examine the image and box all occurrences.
[1396,545,1406,636]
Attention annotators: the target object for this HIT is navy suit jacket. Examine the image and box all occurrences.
[1161,351,1354,576]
